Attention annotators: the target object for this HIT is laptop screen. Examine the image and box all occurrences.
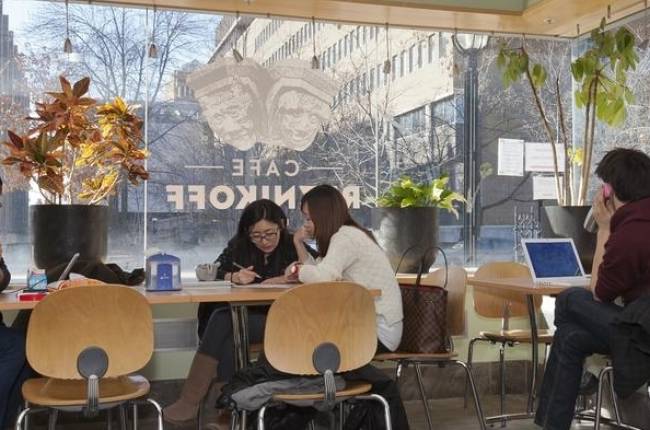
[524,241,583,278]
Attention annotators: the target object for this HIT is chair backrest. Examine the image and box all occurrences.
[472,262,540,319]
[264,282,376,375]
[419,265,468,337]
[26,284,153,379]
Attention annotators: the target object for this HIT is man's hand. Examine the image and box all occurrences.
[592,190,616,231]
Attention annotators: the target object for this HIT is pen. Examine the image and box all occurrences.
[232,262,262,279]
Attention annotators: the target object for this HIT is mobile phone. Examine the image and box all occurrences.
[584,183,614,233]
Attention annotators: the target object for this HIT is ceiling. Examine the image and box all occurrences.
[75,0,647,38]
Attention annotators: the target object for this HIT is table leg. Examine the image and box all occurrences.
[230,304,251,371]
[526,294,538,415]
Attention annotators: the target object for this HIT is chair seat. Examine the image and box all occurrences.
[272,381,372,401]
[374,351,458,361]
[479,329,554,344]
[22,375,150,407]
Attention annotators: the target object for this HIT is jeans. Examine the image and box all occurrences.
[198,304,268,382]
[535,287,622,430]
[0,325,27,429]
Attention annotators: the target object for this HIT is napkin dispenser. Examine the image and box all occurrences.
[146,253,181,291]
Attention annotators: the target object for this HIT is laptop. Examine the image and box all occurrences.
[521,238,591,286]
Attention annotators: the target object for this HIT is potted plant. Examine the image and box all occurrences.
[2,76,148,269]
[497,19,637,270]
[373,175,464,273]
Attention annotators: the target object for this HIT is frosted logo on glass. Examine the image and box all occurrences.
[188,58,337,152]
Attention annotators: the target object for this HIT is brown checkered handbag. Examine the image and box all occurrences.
[397,249,448,354]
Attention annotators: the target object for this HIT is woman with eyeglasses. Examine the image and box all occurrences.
[164,199,311,426]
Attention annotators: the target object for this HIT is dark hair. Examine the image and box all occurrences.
[227,199,291,274]
[595,148,650,202]
[236,198,287,237]
[300,184,375,256]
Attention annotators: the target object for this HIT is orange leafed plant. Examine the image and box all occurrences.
[2,76,149,204]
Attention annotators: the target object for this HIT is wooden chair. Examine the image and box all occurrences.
[15,284,163,430]
[256,282,392,430]
[464,261,552,421]
[374,266,487,430]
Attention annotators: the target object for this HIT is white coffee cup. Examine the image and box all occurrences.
[195,263,220,281]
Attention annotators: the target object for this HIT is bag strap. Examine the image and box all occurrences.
[394,245,449,289]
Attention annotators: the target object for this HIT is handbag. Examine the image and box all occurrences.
[396,246,449,354]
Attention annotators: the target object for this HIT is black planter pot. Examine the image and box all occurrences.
[540,205,597,274]
[372,207,438,273]
[30,205,108,270]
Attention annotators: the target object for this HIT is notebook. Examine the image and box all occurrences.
[521,238,591,286]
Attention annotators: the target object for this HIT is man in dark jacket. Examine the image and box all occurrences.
[0,177,28,429]
[535,148,650,430]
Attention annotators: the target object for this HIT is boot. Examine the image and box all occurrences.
[163,352,218,424]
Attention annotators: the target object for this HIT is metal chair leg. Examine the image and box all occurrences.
[606,367,622,425]
[24,401,30,430]
[119,404,128,430]
[464,337,480,408]
[230,410,239,430]
[257,405,267,430]
[414,362,433,430]
[15,408,31,430]
[499,342,506,427]
[107,408,113,430]
[594,366,609,430]
[355,394,392,430]
[48,409,58,430]
[456,360,487,430]
[132,403,138,430]
[145,398,164,430]
[394,361,404,384]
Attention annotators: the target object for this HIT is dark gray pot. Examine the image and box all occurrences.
[30,204,108,269]
[540,205,597,274]
[371,207,438,273]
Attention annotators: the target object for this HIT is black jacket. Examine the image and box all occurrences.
[611,294,650,398]
[0,257,11,326]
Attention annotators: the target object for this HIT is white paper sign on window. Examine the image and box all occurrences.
[525,142,565,172]
[533,175,563,200]
[497,138,524,176]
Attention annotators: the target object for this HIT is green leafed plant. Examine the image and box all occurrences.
[377,175,465,217]
[497,18,638,206]
[2,76,149,204]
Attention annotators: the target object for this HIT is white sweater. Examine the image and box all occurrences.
[299,226,404,328]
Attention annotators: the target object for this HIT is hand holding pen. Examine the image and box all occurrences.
[231,262,262,285]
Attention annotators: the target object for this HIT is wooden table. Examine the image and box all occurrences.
[0,281,380,370]
[467,276,585,424]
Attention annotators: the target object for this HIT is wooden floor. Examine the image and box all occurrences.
[20,395,615,429]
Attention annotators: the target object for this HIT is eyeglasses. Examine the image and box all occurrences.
[249,229,279,243]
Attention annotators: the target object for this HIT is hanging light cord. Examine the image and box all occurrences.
[312,17,316,57]
[65,0,70,37]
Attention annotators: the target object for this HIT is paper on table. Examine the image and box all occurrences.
[497,138,524,176]
[231,283,294,289]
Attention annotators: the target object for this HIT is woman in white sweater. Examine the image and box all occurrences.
[291,184,404,352]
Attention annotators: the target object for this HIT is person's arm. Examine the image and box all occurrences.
[299,230,356,283]
[589,228,610,294]
[588,190,616,297]
[0,243,10,293]
[293,226,316,264]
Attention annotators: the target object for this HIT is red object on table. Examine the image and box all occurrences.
[18,292,48,301]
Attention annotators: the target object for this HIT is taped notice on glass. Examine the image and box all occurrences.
[525,143,565,172]
[533,176,563,200]
[497,138,524,176]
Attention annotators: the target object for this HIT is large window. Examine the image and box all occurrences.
[4,1,640,276]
